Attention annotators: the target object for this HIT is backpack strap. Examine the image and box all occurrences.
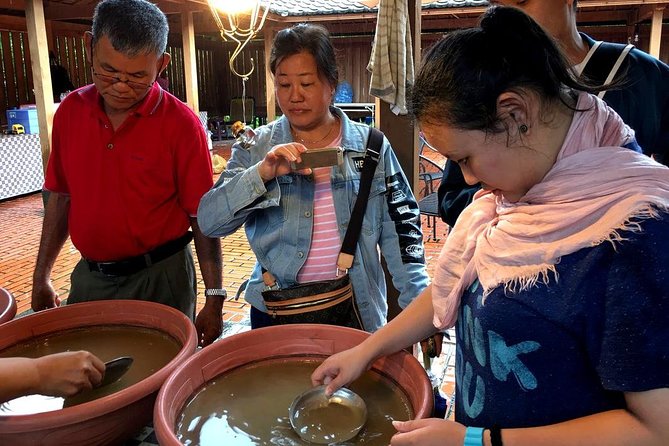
[581,41,634,99]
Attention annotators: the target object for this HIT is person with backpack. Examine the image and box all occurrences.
[438,0,669,227]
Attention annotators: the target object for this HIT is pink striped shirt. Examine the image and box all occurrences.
[297,132,343,283]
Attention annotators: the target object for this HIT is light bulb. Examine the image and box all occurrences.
[209,0,258,14]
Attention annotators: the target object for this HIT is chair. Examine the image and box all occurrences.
[418,154,444,197]
[417,154,445,241]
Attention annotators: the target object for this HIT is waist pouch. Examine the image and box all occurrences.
[261,274,363,330]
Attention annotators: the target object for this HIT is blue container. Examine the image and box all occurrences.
[6,108,39,134]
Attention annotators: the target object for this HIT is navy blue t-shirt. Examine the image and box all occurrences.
[454,214,669,428]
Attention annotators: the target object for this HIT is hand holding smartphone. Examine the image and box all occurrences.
[291,147,344,170]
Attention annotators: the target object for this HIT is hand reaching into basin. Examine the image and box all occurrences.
[312,286,438,397]
[310,344,374,397]
[0,351,105,403]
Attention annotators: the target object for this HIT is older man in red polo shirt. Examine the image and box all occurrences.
[31,0,224,347]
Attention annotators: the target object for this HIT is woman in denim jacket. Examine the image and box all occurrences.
[197,23,428,332]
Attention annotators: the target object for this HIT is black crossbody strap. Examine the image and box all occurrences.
[338,128,383,267]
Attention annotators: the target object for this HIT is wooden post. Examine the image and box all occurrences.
[25,0,55,173]
[376,0,421,193]
[263,25,276,122]
[181,11,199,113]
[649,7,664,59]
[376,0,421,321]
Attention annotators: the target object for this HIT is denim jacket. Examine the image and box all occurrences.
[198,107,428,331]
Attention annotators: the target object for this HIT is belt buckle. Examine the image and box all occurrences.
[336,267,348,277]
[96,262,118,276]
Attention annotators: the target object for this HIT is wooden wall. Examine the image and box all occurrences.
[1,16,667,128]
[0,29,35,114]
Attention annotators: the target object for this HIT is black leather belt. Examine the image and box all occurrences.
[86,231,193,276]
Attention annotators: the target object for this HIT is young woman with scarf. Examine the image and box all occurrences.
[312,6,669,446]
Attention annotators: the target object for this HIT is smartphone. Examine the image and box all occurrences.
[291,147,344,169]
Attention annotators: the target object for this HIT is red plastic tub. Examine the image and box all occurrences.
[154,323,434,445]
[0,300,197,445]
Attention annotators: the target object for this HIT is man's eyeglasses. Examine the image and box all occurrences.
[91,66,155,91]
[89,44,163,91]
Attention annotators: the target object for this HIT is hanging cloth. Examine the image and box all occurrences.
[367,0,414,115]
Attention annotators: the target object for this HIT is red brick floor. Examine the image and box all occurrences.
[0,191,448,319]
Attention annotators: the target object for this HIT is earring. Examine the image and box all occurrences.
[519,124,528,134]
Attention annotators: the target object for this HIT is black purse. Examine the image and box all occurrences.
[261,128,384,330]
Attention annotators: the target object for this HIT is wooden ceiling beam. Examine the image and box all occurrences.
[577,9,634,22]
[269,12,378,23]
[0,0,26,9]
[579,0,668,7]
[637,3,666,21]
[44,4,94,20]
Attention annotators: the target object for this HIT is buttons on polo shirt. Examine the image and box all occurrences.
[107,143,114,150]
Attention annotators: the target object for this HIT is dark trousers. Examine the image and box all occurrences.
[68,246,196,320]
[250,305,276,329]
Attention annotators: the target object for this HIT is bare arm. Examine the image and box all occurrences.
[190,217,223,347]
[0,352,105,403]
[31,192,70,311]
[496,389,669,446]
[313,284,438,394]
[391,390,669,446]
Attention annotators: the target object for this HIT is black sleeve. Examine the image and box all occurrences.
[437,159,480,227]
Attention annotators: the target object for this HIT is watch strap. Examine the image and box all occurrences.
[464,427,484,446]
[204,288,227,297]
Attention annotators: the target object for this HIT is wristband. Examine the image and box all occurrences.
[490,425,503,446]
[204,288,227,298]
[464,427,484,446]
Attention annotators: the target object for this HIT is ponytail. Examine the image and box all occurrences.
[410,6,604,130]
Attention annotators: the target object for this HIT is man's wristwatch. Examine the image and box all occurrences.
[204,288,227,298]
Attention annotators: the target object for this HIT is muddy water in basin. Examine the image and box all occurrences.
[0,324,181,414]
[177,358,413,445]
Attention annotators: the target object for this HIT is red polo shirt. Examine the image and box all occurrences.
[45,83,213,261]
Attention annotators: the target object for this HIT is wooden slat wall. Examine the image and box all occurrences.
[53,34,91,88]
[0,30,34,116]
[2,22,666,127]
[333,36,374,104]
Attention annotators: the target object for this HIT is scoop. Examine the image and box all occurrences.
[98,356,133,388]
[289,385,367,444]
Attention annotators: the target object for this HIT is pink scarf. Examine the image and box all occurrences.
[432,92,669,329]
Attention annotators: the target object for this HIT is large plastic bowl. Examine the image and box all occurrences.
[0,300,197,445]
[154,323,433,445]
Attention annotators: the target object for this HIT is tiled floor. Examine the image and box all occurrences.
[0,162,456,434]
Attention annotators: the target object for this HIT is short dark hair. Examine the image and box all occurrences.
[92,0,168,57]
[410,6,600,131]
[269,23,339,90]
